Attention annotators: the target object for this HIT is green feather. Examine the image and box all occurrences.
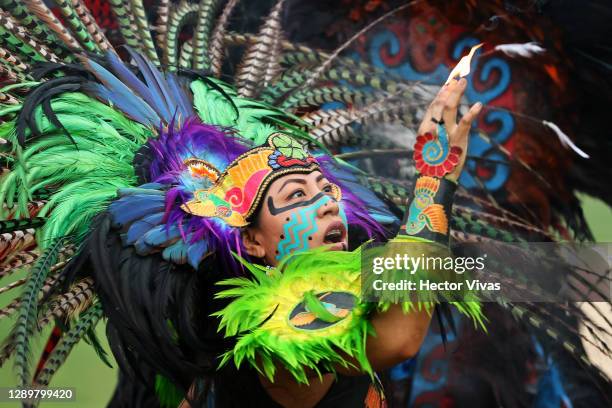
[155,374,184,408]
[303,290,342,323]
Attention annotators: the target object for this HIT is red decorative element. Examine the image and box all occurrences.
[276,155,317,168]
[216,206,231,217]
[84,0,118,30]
[224,168,269,213]
[413,132,462,177]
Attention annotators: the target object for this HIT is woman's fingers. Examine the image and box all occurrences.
[419,84,451,134]
[444,102,482,182]
[453,102,483,148]
[442,78,467,128]
[453,102,482,145]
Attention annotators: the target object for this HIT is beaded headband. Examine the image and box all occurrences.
[180,134,324,227]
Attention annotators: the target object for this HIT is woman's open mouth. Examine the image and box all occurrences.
[323,221,347,245]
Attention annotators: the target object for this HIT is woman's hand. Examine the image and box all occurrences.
[417,78,482,182]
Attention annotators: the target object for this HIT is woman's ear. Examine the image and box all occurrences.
[241,228,266,259]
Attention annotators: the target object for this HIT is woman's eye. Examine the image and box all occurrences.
[322,185,333,194]
[289,190,306,200]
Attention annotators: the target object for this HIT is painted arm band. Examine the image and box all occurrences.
[398,176,457,246]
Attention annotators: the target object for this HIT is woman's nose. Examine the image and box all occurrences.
[316,195,339,219]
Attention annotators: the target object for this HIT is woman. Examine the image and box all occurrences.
[172,78,482,407]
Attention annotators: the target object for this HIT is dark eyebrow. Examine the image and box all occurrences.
[278,178,307,193]
[315,174,325,183]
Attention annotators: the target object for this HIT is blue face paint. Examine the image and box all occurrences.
[274,194,347,261]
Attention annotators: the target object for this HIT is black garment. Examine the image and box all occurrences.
[214,364,379,408]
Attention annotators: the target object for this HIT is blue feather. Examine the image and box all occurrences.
[139,182,166,190]
[166,73,194,120]
[187,239,208,269]
[81,58,160,126]
[370,213,398,225]
[126,49,173,122]
[105,51,158,112]
[162,240,188,265]
[142,224,181,247]
[332,165,398,223]
[117,187,165,197]
[125,212,165,245]
[83,83,154,126]
[109,195,166,227]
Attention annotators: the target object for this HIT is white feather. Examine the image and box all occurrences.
[542,120,590,159]
[494,42,545,58]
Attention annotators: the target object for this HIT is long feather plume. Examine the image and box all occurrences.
[178,39,193,69]
[493,42,545,58]
[22,0,83,52]
[0,9,59,64]
[297,2,414,93]
[70,0,114,52]
[53,0,100,53]
[129,0,161,65]
[192,0,222,70]
[108,0,141,49]
[0,229,36,266]
[7,238,64,385]
[34,303,103,386]
[207,0,238,77]
[235,0,285,99]
[154,0,170,53]
[164,1,198,71]
[1,0,72,60]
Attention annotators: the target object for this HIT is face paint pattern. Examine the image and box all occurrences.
[273,193,338,261]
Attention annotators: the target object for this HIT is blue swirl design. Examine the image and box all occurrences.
[368,29,449,83]
[423,124,450,165]
[364,30,514,191]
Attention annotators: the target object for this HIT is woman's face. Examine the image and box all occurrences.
[241,170,348,266]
